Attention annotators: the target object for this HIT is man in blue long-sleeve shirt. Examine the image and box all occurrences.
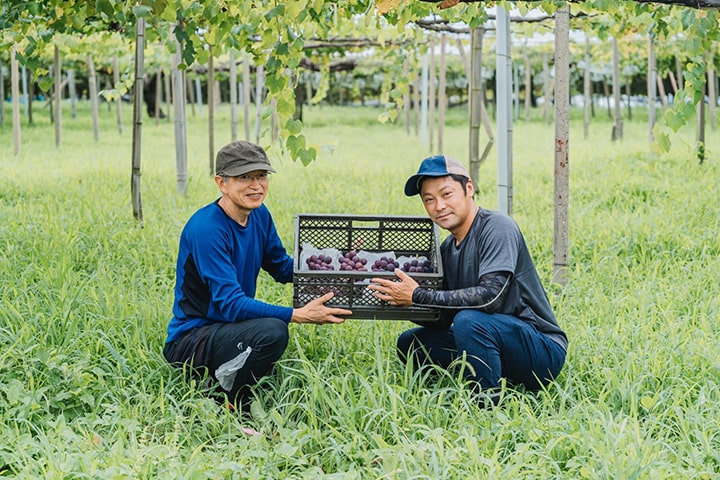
[164,141,351,411]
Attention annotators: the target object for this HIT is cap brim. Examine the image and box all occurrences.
[404,175,423,196]
[219,163,277,176]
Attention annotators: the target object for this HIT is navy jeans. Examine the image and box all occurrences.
[164,317,289,408]
[397,310,566,391]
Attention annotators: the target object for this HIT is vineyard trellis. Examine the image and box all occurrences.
[1,0,719,282]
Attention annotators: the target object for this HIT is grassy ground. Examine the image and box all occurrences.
[1,99,719,478]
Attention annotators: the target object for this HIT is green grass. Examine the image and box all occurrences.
[1,99,719,478]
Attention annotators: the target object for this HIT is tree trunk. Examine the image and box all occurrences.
[113,56,123,134]
[420,53,429,146]
[657,73,668,108]
[496,7,513,216]
[21,65,28,119]
[186,73,195,117]
[625,78,632,121]
[404,58,411,135]
[105,75,112,112]
[469,27,484,192]
[304,72,313,110]
[131,18,146,223]
[583,38,591,139]
[164,68,172,121]
[602,77,611,118]
[230,54,238,141]
[553,5,570,286]
[413,72,420,136]
[611,37,623,141]
[0,57,5,128]
[194,77,203,116]
[648,37,657,143]
[305,71,313,112]
[208,48,215,176]
[457,36,470,107]
[243,60,251,141]
[154,70,162,125]
[54,44,62,147]
[255,64,264,143]
[11,44,21,155]
[271,97,279,143]
[543,52,551,124]
[675,56,684,91]
[708,51,716,131]
[428,36,436,152]
[68,69,77,118]
[172,31,188,195]
[525,55,532,122]
[438,33,446,153]
[513,62,520,120]
[668,70,678,95]
[697,72,706,164]
[88,56,100,141]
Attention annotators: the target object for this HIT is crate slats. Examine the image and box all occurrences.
[293,214,443,321]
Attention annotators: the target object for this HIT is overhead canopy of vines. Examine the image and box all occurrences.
[1,0,718,161]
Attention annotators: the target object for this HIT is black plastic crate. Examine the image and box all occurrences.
[293,214,443,321]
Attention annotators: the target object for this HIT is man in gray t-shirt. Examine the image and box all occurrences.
[369,155,567,403]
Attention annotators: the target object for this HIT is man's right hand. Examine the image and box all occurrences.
[291,292,351,324]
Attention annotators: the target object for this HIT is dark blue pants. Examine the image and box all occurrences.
[397,310,566,391]
[164,318,289,407]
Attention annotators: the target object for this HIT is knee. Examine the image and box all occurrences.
[453,310,485,331]
[452,310,499,341]
[261,318,289,353]
[396,329,418,362]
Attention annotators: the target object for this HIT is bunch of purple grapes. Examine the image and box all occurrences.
[401,258,433,273]
[338,250,368,271]
[372,256,400,272]
[306,254,335,270]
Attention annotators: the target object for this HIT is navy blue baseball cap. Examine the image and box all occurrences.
[404,155,471,196]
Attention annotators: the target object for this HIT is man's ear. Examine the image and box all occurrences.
[466,178,474,196]
[214,175,225,191]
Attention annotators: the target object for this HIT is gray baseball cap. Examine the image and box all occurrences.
[215,141,277,176]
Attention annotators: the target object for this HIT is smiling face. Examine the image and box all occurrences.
[215,170,269,224]
[420,175,477,243]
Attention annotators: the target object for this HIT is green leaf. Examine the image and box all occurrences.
[285,118,303,135]
[38,77,53,92]
[265,72,287,94]
[132,5,152,18]
[264,5,285,22]
[275,42,289,56]
[161,5,177,23]
[654,131,671,153]
[286,134,305,155]
[663,108,686,132]
[680,8,695,30]
[298,147,316,166]
[96,0,114,18]
[182,40,197,65]
[261,29,275,49]
[275,95,294,117]
[205,29,216,45]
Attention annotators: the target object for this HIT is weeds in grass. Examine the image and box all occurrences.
[1,102,719,478]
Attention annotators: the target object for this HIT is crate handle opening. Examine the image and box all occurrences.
[352,220,381,229]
